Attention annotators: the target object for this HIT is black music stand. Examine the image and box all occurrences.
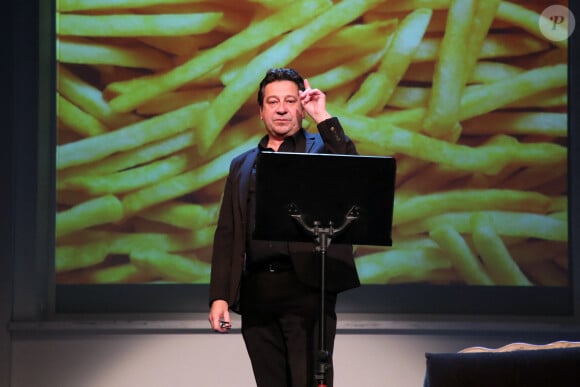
[253,151,396,387]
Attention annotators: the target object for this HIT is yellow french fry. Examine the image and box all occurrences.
[57,12,223,37]
[470,212,532,285]
[355,247,451,284]
[57,37,172,70]
[397,210,567,242]
[56,195,124,238]
[58,0,201,12]
[57,102,208,169]
[131,250,211,283]
[394,189,552,225]
[347,8,432,114]
[496,1,568,49]
[422,0,478,138]
[138,201,219,230]
[430,224,494,285]
[57,94,109,137]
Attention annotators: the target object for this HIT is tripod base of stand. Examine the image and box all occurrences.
[315,349,332,387]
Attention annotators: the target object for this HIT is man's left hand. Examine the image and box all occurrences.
[300,79,332,124]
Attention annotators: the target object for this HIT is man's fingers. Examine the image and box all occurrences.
[209,315,218,330]
[209,312,231,331]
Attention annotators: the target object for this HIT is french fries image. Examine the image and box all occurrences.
[57,13,224,37]
[56,0,568,287]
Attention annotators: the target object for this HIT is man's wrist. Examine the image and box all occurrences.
[210,298,228,307]
[311,112,332,124]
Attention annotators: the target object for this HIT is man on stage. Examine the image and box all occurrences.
[208,67,360,387]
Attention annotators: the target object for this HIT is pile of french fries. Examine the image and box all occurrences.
[55,0,569,287]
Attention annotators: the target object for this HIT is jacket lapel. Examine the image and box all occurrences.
[238,148,259,226]
[304,131,320,153]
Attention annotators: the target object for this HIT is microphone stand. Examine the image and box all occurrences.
[288,203,360,387]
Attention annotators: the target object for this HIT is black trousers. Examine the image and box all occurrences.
[240,268,337,387]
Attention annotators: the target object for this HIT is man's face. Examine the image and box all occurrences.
[259,80,305,140]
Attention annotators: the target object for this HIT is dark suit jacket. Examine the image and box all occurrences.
[209,118,361,312]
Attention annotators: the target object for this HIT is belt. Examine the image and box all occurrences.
[246,259,293,273]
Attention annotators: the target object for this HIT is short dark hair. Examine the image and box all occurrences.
[257,68,305,107]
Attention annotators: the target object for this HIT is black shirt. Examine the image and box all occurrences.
[245,129,306,268]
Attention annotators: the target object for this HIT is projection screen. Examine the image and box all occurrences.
[53,0,573,314]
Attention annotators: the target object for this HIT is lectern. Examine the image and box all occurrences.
[253,151,396,386]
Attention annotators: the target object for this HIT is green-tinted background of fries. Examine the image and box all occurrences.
[55,0,569,287]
